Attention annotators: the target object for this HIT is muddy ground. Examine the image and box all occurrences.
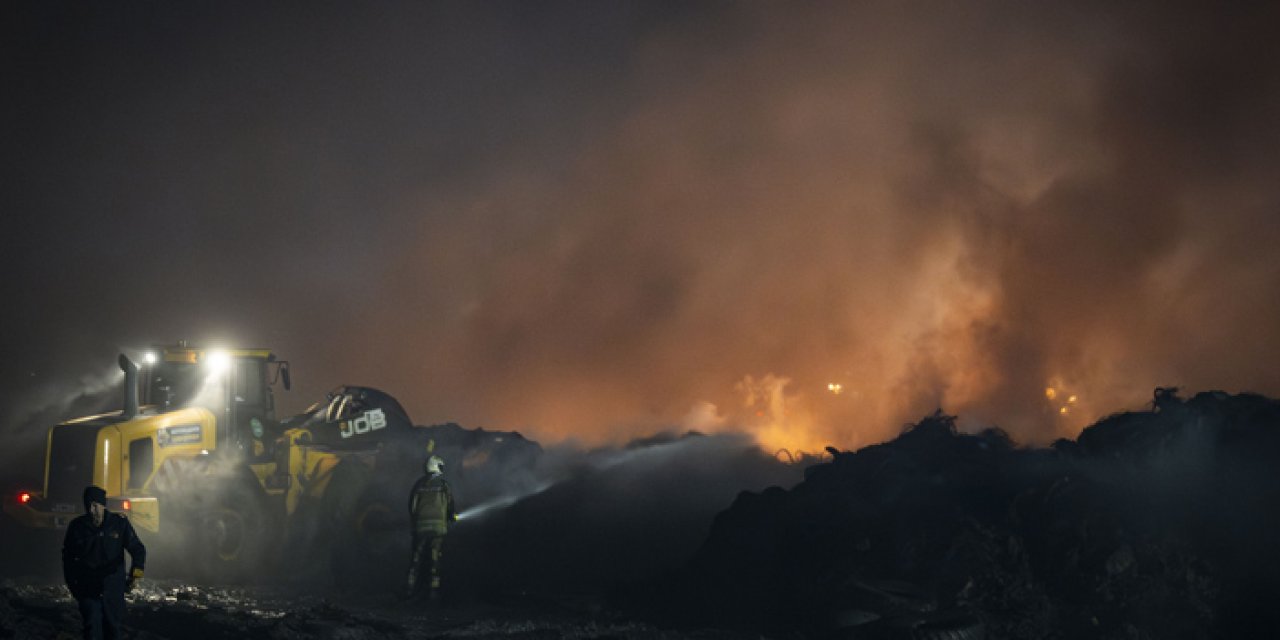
[0,578,763,640]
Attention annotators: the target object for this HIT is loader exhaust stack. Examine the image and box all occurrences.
[119,354,139,419]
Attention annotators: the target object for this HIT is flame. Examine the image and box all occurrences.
[1044,379,1087,428]
[733,374,829,455]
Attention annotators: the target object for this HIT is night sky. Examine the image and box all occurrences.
[4,1,1279,459]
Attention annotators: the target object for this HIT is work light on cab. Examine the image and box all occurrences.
[205,350,231,373]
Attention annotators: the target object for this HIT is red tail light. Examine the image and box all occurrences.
[18,492,31,504]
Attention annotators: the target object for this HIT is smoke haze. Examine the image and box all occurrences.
[4,2,1279,455]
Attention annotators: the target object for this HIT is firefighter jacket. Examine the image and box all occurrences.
[409,473,456,535]
[61,512,146,599]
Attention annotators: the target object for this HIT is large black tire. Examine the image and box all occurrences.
[353,495,402,557]
[329,485,408,592]
[193,483,273,583]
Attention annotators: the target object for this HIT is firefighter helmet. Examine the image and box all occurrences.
[425,455,444,475]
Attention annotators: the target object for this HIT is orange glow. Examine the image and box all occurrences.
[732,374,833,455]
[399,195,1157,452]
[462,450,491,469]
[334,5,1280,458]
[122,500,131,510]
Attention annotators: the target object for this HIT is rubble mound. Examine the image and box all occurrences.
[669,390,1280,639]
[448,432,801,598]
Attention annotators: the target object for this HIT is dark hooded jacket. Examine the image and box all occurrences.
[61,511,146,599]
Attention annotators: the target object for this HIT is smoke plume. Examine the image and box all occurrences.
[5,2,1279,454]
[360,2,1280,450]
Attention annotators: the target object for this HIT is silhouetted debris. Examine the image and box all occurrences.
[448,432,801,597]
[660,390,1280,639]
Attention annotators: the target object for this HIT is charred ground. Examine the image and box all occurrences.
[644,389,1280,639]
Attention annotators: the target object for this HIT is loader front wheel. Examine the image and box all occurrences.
[196,486,270,582]
[355,501,399,556]
[330,489,404,591]
[208,505,250,563]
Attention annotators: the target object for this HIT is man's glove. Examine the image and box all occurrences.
[126,567,144,592]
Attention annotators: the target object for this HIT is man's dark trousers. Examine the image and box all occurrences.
[75,575,124,640]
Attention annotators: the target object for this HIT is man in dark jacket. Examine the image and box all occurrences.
[404,454,456,600]
[62,486,146,640]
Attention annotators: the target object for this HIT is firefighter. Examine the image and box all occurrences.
[61,486,146,640]
[405,454,456,600]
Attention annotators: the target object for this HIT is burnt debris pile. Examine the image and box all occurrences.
[446,432,801,598]
[664,390,1280,639]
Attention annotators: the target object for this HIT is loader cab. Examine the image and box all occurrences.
[140,346,290,458]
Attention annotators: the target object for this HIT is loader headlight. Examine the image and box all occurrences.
[205,350,231,373]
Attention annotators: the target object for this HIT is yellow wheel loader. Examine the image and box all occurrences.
[3,343,428,581]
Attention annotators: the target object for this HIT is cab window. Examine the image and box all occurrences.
[235,360,265,406]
